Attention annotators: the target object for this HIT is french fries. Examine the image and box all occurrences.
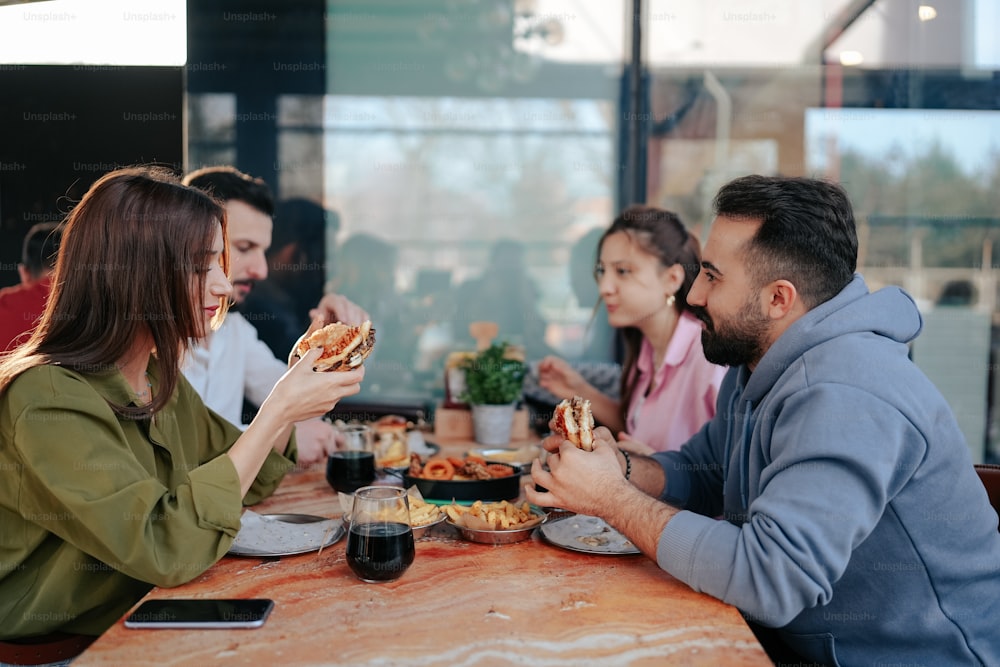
[444,500,543,531]
[371,496,442,527]
[406,497,443,527]
[340,490,443,527]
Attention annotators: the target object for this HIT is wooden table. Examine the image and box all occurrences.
[75,439,770,667]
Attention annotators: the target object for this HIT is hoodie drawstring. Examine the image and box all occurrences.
[722,389,739,481]
[740,401,753,510]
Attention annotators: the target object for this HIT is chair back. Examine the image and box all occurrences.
[974,464,1000,531]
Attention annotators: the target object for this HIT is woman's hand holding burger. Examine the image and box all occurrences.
[265,345,365,425]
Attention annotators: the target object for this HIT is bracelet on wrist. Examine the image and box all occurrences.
[621,450,632,480]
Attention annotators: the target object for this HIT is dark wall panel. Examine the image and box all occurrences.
[0,65,183,288]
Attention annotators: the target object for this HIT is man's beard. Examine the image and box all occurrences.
[231,280,255,307]
[691,298,769,368]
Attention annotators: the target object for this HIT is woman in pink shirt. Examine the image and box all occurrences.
[538,206,726,453]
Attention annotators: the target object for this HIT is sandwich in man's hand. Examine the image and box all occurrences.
[295,320,376,371]
[552,396,595,451]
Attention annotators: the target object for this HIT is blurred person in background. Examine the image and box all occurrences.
[568,226,619,361]
[182,167,367,465]
[452,238,554,361]
[536,206,725,454]
[0,167,363,661]
[0,222,63,352]
[241,197,334,358]
[522,226,621,435]
[328,232,416,392]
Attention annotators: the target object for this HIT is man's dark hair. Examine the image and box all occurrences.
[713,175,858,309]
[182,165,274,216]
[21,222,63,278]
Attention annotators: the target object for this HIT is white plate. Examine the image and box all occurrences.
[228,512,344,557]
[538,514,640,555]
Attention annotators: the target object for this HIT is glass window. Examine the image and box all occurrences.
[323,0,626,402]
[182,0,998,461]
[187,93,237,170]
[0,0,185,66]
[276,95,326,199]
[645,0,1000,462]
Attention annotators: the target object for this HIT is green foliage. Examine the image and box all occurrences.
[460,342,526,405]
[838,143,1000,269]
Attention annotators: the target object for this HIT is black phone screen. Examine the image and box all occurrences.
[124,598,275,629]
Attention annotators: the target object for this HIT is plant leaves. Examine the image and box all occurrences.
[460,341,526,404]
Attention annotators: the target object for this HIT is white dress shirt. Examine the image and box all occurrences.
[181,312,288,428]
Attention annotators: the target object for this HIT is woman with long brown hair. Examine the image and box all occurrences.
[538,205,725,454]
[0,167,363,661]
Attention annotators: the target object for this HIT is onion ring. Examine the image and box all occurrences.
[422,459,455,480]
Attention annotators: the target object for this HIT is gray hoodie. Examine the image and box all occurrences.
[654,274,1000,666]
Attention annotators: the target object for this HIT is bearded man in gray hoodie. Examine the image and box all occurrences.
[528,175,1000,666]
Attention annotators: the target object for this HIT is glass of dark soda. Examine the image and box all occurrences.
[346,486,415,583]
[326,450,376,493]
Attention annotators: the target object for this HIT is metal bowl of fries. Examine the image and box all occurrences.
[409,508,447,539]
[444,500,548,545]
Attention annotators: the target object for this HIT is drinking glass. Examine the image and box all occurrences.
[339,424,373,452]
[326,424,376,493]
[326,450,376,493]
[346,486,415,583]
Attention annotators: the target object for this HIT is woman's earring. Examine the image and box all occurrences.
[666,293,676,307]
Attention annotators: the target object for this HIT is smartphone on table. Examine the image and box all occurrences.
[124,598,274,629]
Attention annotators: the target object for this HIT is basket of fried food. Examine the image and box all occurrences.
[444,500,548,545]
[404,454,520,501]
[338,488,446,539]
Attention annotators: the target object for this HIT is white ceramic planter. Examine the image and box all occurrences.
[471,403,516,445]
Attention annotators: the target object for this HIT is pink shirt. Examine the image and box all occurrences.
[625,311,727,452]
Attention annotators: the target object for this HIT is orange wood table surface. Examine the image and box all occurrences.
[76,439,770,667]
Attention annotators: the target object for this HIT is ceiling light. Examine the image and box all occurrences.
[839,50,864,66]
[918,5,937,21]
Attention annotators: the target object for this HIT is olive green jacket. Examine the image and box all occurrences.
[0,358,297,638]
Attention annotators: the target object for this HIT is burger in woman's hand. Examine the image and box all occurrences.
[295,320,376,372]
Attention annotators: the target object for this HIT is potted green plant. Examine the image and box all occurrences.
[460,341,526,445]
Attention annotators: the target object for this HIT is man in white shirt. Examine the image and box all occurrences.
[182,166,368,465]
